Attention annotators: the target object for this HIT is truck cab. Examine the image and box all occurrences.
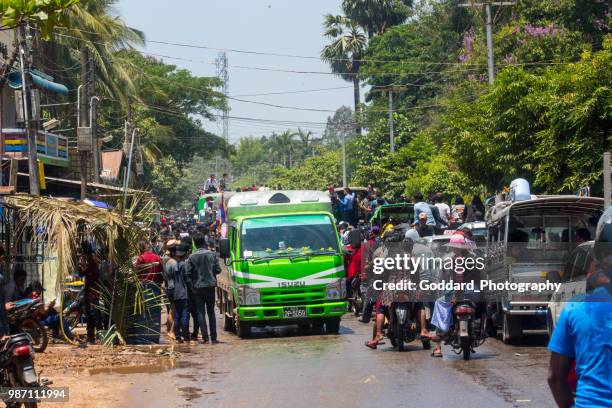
[217,191,347,337]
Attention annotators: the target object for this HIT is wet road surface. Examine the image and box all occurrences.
[85,312,555,408]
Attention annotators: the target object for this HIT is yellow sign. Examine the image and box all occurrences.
[38,160,46,190]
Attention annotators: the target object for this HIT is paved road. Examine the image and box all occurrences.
[93,313,555,408]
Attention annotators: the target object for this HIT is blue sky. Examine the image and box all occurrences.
[117,0,356,143]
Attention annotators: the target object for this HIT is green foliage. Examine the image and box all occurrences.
[342,0,412,38]
[269,149,343,190]
[148,156,185,206]
[0,0,79,39]
[447,44,612,194]
[404,153,475,199]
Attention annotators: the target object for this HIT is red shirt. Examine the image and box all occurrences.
[135,251,163,285]
[347,245,363,280]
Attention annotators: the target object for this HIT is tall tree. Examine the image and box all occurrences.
[321,15,367,134]
[322,106,354,149]
[342,0,412,38]
[51,0,145,103]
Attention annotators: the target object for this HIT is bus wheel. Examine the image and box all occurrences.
[325,318,341,334]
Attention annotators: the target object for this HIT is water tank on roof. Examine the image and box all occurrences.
[509,178,531,202]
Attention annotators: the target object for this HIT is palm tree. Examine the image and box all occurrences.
[267,130,297,168]
[50,0,144,103]
[321,14,367,135]
[296,128,314,159]
[341,0,412,38]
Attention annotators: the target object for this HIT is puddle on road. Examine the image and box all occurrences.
[178,386,214,401]
[85,359,204,376]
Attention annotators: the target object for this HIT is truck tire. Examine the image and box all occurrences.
[502,313,521,344]
[223,313,234,332]
[236,318,251,338]
[325,318,341,334]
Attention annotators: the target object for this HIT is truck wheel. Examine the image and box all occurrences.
[502,313,521,344]
[236,318,251,338]
[223,313,234,332]
[325,318,341,334]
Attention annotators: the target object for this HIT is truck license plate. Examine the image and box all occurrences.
[283,307,307,318]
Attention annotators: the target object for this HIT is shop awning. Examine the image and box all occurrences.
[7,70,69,95]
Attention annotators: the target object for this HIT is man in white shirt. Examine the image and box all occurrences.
[204,174,218,193]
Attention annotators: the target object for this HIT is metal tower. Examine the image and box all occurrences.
[215,52,229,144]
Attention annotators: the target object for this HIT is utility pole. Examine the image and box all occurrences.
[78,46,90,200]
[122,128,137,207]
[604,152,611,209]
[373,86,405,153]
[17,24,40,195]
[388,91,394,153]
[341,121,347,187]
[459,1,515,84]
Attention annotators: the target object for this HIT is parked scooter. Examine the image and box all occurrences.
[446,299,485,360]
[386,295,431,352]
[0,332,49,408]
[7,299,48,353]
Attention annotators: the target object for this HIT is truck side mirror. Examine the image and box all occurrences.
[219,238,230,259]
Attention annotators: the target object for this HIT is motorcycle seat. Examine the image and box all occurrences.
[3,333,31,349]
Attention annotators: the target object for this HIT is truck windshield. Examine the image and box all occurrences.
[241,214,338,259]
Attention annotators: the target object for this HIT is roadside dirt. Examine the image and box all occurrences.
[36,343,179,408]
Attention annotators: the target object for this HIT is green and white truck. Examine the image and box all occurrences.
[217,190,347,337]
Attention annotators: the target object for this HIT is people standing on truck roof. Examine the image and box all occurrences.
[185,233,222,344]
[204,174,218,194]
[219,173,230,192]
[339,187,356,225]
[413,192,435,226]
[357,191,371,222]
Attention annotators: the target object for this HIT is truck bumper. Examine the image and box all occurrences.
[238,301,347,321]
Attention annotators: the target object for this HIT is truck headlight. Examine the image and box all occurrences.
[238,287,260,305]
[325,279,346,300]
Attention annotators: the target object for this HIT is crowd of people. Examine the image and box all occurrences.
[333,188,485,357]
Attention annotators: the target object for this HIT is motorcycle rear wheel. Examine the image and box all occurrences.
[395,321,405,352]
[18,319,48,353]
[460,337,471,360]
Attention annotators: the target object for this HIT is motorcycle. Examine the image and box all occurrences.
[446,299,485,360]
[386,296,431,352]
[8,299,48,353]
[0,333,49,408]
